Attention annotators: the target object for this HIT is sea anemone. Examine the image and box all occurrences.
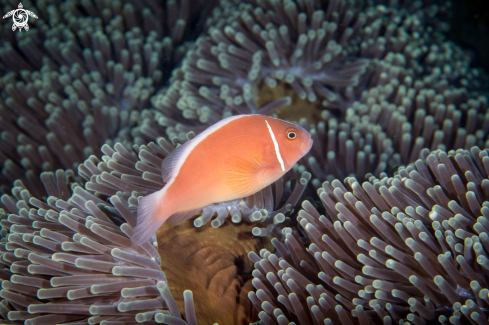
[156,217,269,324]
[299,32,488,186]
[297,111,398,187]
[367,0,452,33]
[0,0,216,74]
[1,0,488,324]
[159,0,483,132]
[0,168,200,325]
[347,77,489,162]
[250,145,489,324]
[296,75,488,188]
[151,0,372,132]
[0,131,311,324]
[0,0,219,193]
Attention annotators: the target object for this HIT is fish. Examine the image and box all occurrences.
[131,114,313,246]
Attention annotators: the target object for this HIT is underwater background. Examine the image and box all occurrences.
[0,0,489,324]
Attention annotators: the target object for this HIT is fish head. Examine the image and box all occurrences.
[267,117,312,170]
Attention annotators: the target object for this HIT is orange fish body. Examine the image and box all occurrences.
[132,114,312,245]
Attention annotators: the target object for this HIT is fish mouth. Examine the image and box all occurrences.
[301,137,313,153]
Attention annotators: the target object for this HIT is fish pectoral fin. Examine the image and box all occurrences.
[224,155,270,196]
[166,208,202,225]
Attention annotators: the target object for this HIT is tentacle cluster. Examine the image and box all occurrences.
[152,0,372,135]
[0,0,219,192]
[0,167,199,324]
[0,129,313,324]
[299,75,489,185]
[250,146,489,324]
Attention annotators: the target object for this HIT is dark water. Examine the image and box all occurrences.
[447,0,489,74]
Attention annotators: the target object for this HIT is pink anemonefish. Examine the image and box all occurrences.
[131,114,313,246]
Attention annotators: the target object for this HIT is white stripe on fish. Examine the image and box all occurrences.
[265,120,285,171]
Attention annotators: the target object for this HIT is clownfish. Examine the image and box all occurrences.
[132,114,313,246]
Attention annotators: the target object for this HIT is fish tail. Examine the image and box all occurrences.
[132,189,171,247]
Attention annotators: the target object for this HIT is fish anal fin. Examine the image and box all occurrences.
[224,154,270,197]
[167,209,202,225]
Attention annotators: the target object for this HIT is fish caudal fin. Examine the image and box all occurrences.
[132,189,169,247]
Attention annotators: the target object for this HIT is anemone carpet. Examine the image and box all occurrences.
[0,0,488,324]
[150,0,487,185]
[155,0,485,133]
[0,0,219,193]
[0,131,311,324]
[0,167,199,325]
[250,146,489,324]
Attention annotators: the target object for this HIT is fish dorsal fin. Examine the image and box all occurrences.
[160,142,191,183]
[160,114,249,183]
[224,152,271,197]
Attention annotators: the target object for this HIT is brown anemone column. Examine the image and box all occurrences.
[157,218,274,325]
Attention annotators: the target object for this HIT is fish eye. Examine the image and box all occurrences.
[286,128,297,140]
